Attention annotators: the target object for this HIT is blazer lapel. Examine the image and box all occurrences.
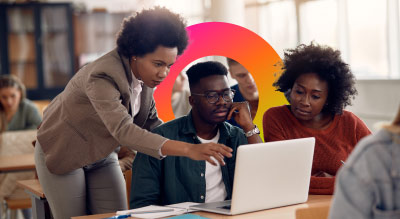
[117,49,152,128]
[134,85,152,127]
[118,49,134,114]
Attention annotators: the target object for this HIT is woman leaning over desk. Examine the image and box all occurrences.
[34,7,232,219]
[262,42,371,195]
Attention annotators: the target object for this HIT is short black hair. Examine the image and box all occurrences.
[226,57,239,67]
[187,61,228,90]
[116,6,188,58]
[274,42,357,114]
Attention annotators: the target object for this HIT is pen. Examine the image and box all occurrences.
[132,209,175,214]
[102,214,130,219]
[340,160,345,165]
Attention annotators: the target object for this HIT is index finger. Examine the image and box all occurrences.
[214,143,232,158]
[227,106,236,120]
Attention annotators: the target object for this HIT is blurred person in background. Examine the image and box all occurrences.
[171,72,191,117]
[329,104,400,219]
[226,58,258,128]
[0,74,41,219]
[0,75,41,132]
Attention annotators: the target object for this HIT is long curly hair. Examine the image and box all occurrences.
[273,42,357,115]
[116,6,188,58]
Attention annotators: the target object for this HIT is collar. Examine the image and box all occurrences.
[131,69,143,89]
[118,49,133,86]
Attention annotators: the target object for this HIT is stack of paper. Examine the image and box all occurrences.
[117,205,186,219]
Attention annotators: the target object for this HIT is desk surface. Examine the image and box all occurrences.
[72,195,332,219]
[17,179,45,198]
[0,153,35,173]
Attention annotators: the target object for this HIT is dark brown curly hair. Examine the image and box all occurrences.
[116,6,188,58]
[273,42,357,115]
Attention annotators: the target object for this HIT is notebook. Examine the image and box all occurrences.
[190,137,315,215]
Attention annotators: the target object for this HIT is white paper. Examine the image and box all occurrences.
[117,205,186,219]
[167,202,200,213]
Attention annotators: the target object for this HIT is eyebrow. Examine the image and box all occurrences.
[204,88,231,93]
[236,73,248,76]
[295,83,324,93]
[153,59,175,66]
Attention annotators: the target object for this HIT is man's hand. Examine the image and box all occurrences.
[227,101,262,144]
[161,140,232,166]
[186,142,233,166]
[118,146,136,172]
[119,158,133,172]
[227,101,254,130]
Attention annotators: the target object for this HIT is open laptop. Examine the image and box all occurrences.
[190,137,315,215]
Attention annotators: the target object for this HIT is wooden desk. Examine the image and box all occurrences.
[72,195,332,219]
[0,153,35,173]
[17,179,51,219]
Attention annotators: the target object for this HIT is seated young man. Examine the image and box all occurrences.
[129,61,262,208]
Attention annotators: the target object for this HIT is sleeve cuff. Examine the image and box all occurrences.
[158,139,169,159]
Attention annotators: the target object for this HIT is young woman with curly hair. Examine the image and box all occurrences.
[263,42,371,195]
[34,7,232,219]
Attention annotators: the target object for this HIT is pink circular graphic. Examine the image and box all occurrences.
[154,22,286,138]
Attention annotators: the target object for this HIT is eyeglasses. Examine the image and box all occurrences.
[191,89,236,104]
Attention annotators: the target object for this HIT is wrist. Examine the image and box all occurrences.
[182,142,192,157]
[242,123,256,132]
[244,125,260,137]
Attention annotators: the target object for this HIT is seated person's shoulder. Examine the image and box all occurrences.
[152,116,187,134]
[263,105,288,120]
[339,110,370,129]
[266,105,286,114]
[341,110,358,119]
[341,110,369,122]
[223,121,245,135]
[345,130,394,177]
[22,99,38,109]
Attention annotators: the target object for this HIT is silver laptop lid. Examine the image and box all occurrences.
[230,137,315,215]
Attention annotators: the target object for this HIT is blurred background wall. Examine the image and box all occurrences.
[0,0,399,131]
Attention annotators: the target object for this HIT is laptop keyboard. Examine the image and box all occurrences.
[218,205,231,210]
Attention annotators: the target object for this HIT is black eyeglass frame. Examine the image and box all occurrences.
[191,89,236,104]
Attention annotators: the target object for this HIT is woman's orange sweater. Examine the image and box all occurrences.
[263,105,371,195]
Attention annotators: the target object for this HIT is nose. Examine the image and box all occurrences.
[6,98,13,106]
[215,94,226,106]
[246,73,255,84]
[300,94,311,106]
[158,67,169,79]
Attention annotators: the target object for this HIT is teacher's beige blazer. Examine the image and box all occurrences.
[37,49,167,174]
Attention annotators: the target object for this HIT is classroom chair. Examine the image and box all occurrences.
[3,198,31,219]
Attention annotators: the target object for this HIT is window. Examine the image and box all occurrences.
[347,0,388,78]
[299,0,338,48]
[258,1,297,57]
[247,0,400,79]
